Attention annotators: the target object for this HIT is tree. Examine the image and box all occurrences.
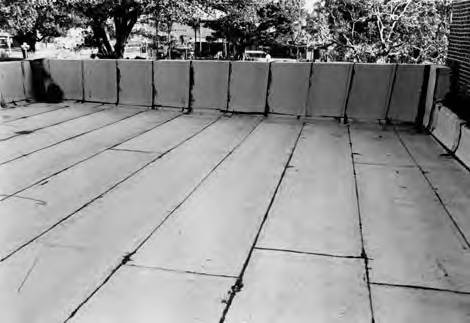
[147,0,208,58]
[307,0,451,63]
[0,0,76,51]
[205,0,305,57]
[68,0,153,58]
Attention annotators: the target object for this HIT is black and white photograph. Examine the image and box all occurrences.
[0,0,469,322]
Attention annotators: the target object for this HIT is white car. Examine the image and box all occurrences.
[243,50,271,62]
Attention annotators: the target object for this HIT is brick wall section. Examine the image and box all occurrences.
[447,0,470,97]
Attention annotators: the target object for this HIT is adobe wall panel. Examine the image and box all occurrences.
[306,62,352,117]
[229,62,269,113]
[83,59,117,104]
[49,59,83,100]
[267,62,311,116]
[346,64,395,120]
[191,61,229,110]
[431,104,463,152]
[388,64,425,122]
[0,61,25,102]
[22,61,34,99]
[154,60,190,108]
[117,60,152,106]
[456,125,470,169]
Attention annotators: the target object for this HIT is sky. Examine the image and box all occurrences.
[304,0,319,12]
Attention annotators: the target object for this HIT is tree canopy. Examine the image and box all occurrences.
[0,0,77,51]
[307,0,451,63]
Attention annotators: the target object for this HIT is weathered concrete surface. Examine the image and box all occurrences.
[70,265,233,323]
[372,285,470,323]
[456,125,470,168]
[0,103,68,123]
[22,61,34,99]
[133,119,299,276]
[0,105,144,165]
[224,250,371,323]
[423,168,470,246]
[0,109,177,195]
[0,150,155,260]
[191,61,229,110]
[83,59,117,103]
[0,117,258,323]
[395,126,460,170]
[229,62,269,113]
[267,62,311,115]
[346,64,395,120]
[349,123,413,166]
[116,113,216,152]
[431,104,463,152]
[0,62,25,102]
[357,164,470,292]
[306,63,352,117]
[387,64,425,122]
[0,102,103,142]
[49,59,83,100]
[0,113,223,260]
[258,122,361,257]
[0,241,120,323]
[117,60,152,106]
[154,60,190,108]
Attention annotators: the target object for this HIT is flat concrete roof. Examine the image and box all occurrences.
[0,102,469,322]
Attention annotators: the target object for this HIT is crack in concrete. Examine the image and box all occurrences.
[347,125,376,323]
[17,256,39,293]
[218,123,305,323]
[371,281,470,296]
[394,126,470,250]
[125,263,238,279]
[63,115,263,323]
[254,246,365,260]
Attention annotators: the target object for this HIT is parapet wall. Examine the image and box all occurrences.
[0,59,432,123]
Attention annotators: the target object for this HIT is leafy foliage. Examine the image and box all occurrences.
[0,0,77,51]
[307,0,452,63]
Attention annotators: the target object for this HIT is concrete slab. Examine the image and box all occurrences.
[154,60,190,108]
[0,109,177,195]
[346,64,395,120]
[357,164,470,292]
[257,122,361,257]
[133,119,301,276]
[306,62,352,117]
[431,104,463,152]
[423,65,439,128]
[224,249,371,323]
[69,265,233,323]
[117,60,152,106]
[0,102,103,141]
[0,105,138,165]
[387,64,425,122]
[0,150,156,260]
[395,126,461,171]
[22,61,34,100]
[0,103,68,123]
[0,116,259,323]
[49,59,83,100]
[349,123,413,166]
[83,59,117,103]
[191,61,229,110]
[43,116,260,256]
[456,125,470,168]
[0,62,25,102]
[229,62,269,113]
[372,285,470,323]
[267,62,311,116]
[116,113,217,152]
[0,241,120,323]
[424,168,470,245]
